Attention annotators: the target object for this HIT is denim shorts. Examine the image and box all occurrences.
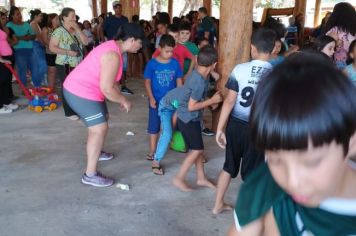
[63,89,108,127]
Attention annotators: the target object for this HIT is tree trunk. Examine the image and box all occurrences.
[168,0,173,19]
[91,0,98,18]
[212,0,253,131]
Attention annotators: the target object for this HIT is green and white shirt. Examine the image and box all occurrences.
[51,26,83,67]
[234,163,356,236]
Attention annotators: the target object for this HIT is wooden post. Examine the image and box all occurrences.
[203,0,212,16]
[120,0,140,22]
[9,0,15,6]
[168,0,173,19]
[294,0,307,47]
[212,0,253,131]
[314,0,321,27]
[101,0,107,14]
[92,0,98,18]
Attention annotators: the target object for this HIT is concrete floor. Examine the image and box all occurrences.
[0,78,241,236]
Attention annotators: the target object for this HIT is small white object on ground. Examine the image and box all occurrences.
[126,131,135,136]
[116,183,130,191]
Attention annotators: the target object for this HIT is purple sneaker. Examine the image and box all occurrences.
[98,151,115,161]
[81,172,114,187]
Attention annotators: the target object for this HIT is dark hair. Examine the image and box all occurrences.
[114,22,144,41]
[8,6,20,22]
[347,39,356,65]
[157,12,170,25]
[250,52,356,155]
[314,35,335,52]
[178,21,191,32]
[172,16,181,26]
[251,28,276,54]
[197,37,209,46]
[46,13,58,29]
[198,7,208,15]
[197,45,217,66]
[167,24,178,33]
[30,9,41,22]
[325,2,356,36]
[132,14,139,23]
[159,34,175,48]
[39,13,47,29]
[59,7,75,23]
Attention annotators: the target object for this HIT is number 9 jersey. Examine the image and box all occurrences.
[225,60,272,122]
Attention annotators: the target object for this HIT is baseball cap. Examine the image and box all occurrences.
[112,1,121,7]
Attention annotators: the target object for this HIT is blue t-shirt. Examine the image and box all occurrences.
[144,58,183,101]
[6,22,35,49]
[103,15,128,40]
[345,64,356,85]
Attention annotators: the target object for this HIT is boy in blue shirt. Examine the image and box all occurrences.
[144,34,183,167]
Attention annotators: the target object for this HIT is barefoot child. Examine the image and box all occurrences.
[172,45,223,191]
[144,34,183,163]
[213,28,276,214]
[228,52,356,235]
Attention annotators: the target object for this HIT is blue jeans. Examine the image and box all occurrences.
[14,48,36,87]
[154,105,175,162]
[31,41,47,86]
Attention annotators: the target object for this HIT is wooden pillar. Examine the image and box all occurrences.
[92,0,98,18]
[314,0,321,27]
[203,0,212,16]
[293,0,307,47]
[168,0,173,19]
[101,0,107,14]
[9,0,15,6]
[120,0,140,22]
[212,0,253,131]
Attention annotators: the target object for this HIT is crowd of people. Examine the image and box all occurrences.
[0,1,355,235]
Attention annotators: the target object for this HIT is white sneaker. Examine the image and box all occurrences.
[0,106,12,114]
[66,115,80,121]
[4,103,18,110]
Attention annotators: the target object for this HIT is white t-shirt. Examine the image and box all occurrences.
[225,60,272,122]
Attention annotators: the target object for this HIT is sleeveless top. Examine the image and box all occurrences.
[63,40,123,101]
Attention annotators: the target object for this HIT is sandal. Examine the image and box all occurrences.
[152,166,164,175]
[146,154,154,161]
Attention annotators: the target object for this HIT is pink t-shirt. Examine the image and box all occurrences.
[64,40,123,101]
[0,29,12,56]
[153,43,193,70]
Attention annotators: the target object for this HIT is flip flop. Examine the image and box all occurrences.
[152,166,164,175]
[146,154,154,161]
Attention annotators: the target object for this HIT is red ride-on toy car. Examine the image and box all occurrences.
[4,64,61,112]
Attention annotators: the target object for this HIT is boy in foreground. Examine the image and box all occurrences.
[228,52,356,235]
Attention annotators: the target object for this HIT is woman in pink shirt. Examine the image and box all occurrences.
[0,12,18,114]
[63,23,143,187]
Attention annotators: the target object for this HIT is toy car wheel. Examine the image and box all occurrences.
[28,105,34,111]
[49,103,57,111]
[34,106,43,112]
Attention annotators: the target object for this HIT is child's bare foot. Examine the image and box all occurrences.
[212,203,233,215]
[197,179,216,189]
[173,177,193,192]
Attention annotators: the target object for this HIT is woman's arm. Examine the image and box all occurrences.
[99,51,129,106]
[69,22,89,46]
[49,36,77,57]
[41,27,50,47]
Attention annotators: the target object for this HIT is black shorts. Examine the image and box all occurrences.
[177,118,204,150]
[223,117,264,180]
[45,54,56,67]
